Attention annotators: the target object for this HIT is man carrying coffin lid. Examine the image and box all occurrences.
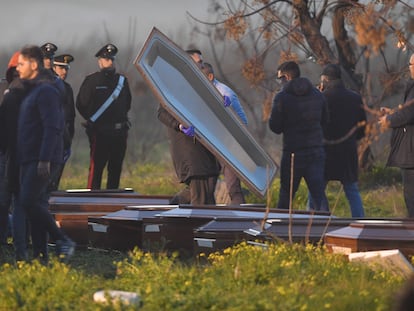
[76,44,131,189]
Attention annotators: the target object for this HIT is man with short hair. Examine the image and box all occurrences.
[269,61,329,211]
[309,64,367,217]
[16,45,75,261]
[76,44,131,189]
[379,53,414,217]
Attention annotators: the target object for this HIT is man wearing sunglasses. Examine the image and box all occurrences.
[269,61,329,212]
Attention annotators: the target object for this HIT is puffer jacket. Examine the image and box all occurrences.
[269,77,328,152]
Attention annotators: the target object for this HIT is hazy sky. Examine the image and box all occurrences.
[0,0,211,74]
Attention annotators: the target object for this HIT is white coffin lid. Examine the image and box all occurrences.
[134,27,278,197]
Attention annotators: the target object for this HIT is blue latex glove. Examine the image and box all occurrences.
[223,95,231,107]
[180,125,195,137]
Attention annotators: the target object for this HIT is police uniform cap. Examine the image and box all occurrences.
[54,54,74,67]
[95,44,118,60]
[40,42,58,59]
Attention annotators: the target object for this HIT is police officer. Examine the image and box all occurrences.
[76,44,131,189]
[40,42,58,70]
[50,54,76,190]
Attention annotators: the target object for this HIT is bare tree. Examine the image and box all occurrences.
[187,0,414,167]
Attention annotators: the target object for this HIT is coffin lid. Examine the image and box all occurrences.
[133,27,278,198]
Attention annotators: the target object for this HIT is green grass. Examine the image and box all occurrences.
[0,162,410,310]
[0,244,407,310]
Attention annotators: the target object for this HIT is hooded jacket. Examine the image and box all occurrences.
[269,77,328,152]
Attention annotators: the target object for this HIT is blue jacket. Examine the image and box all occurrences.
[17,70,65,165]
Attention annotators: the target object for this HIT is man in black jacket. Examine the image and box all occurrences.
[379,53,414,217]
[269,61,329,211]
[309,64,367,217]
[76,44,131,190]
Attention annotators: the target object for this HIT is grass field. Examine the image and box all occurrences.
[0,162,411,310]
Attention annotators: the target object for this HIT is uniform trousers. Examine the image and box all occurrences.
[87,129,127,190]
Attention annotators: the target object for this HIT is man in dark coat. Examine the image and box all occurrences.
[157,106,220,205]
[379,53,414,217]
[269,61,329,211]
[76,44,131,190]
[16,45,75,261]
[0,51,30,259]
[156,49,220,205]
[309,64,367,217]
[50,54,76,190]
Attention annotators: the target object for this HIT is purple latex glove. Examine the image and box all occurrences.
[223,95,231,107]
[179,124,195,137]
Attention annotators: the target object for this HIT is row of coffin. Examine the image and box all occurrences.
[48,190,414,258]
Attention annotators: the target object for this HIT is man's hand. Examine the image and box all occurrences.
[378,115,390,130]
[223,95,231,107]
[179,124,195,137]
[37,161,50,179]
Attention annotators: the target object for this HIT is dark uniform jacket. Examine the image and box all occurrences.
[387,80,414,168]
[17,69,65,165]
[322,80,366,182]
[157,106,220,183]
[62,80,75,149]
[269,77,328,152]
[76,67,131,132]
[0,78,26,192]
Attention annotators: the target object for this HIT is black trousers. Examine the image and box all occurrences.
[402,168,414,217]
[87,130,127,190]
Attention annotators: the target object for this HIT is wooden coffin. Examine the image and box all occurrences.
[49,190,172,246]
[244,217,356,245]
[324,219,414,258]
[142,204,331,256]
[88,205,174,251]
[193,218,262,255]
